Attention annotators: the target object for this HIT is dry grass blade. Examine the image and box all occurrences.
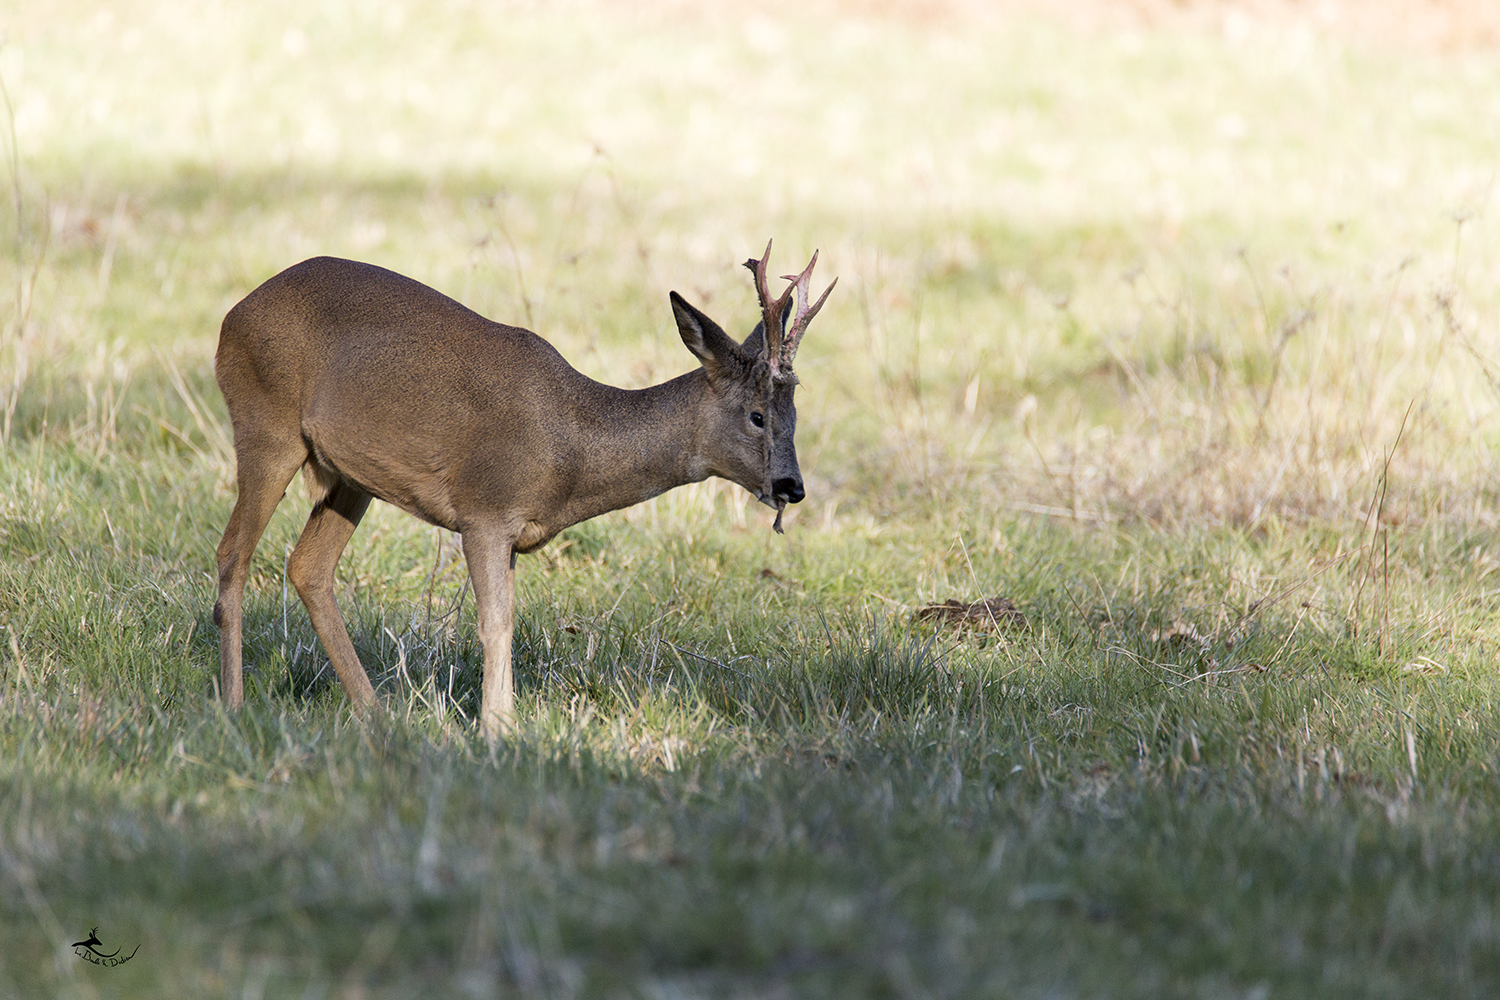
[157,351,234,473]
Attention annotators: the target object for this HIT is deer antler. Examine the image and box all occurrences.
[779,251,836,372]
[744,240,795,373]
[743,241,836,377]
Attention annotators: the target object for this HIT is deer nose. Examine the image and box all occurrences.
[772,477,805,504]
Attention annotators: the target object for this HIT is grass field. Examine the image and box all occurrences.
[3,1,1500,996]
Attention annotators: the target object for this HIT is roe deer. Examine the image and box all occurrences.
[212,241,834,742]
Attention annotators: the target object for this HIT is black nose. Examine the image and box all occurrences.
[772,477,805,504]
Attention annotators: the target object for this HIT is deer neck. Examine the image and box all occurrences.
[554,368,716,524]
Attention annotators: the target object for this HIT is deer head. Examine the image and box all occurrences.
[669,241,836,531]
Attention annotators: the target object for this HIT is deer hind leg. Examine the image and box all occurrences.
[214,432,307,709]
[461,527,518,744]
[286,477,377,715]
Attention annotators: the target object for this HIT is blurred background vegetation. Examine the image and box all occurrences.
[4,0,1497,532]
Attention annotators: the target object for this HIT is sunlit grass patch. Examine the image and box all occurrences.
[5,0,1500,996]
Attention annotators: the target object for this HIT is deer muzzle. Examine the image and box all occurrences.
[771,477,805,504]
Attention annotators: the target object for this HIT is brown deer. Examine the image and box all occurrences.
[212,241,834,742]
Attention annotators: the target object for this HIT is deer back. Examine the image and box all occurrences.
[215,255,821,550]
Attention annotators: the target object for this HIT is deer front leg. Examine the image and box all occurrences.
[462,528,518,744]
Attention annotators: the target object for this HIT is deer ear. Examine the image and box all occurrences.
[671,292,743,375]
[740,321,766,360]
[741,310,792,361]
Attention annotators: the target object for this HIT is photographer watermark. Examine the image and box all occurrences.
[72,927,140,968]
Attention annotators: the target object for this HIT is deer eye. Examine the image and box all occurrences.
[749,411,765,429]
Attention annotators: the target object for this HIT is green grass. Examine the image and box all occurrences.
[5,1,1500,996]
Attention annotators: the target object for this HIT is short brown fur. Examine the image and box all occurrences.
[212,245,833,741]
